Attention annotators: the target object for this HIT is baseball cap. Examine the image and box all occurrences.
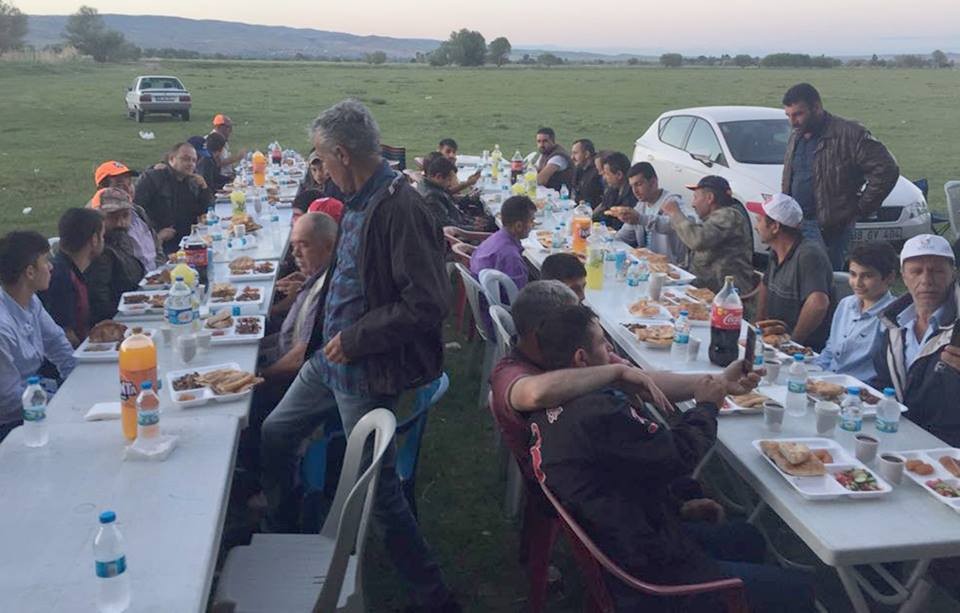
[94,161,138,187]
[307,197,344,224]
[212,114,232,127]
[685,175,732,203]
[761,193,803,229]
[87,187,134,213]
[900,234,955,265]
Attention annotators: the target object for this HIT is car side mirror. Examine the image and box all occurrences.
[127,87,132,92]
[690,152,714,168]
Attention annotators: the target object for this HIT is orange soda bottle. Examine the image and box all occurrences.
[119,328,157,440]
[251,151,266,187]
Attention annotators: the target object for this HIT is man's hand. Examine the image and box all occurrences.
[661,199,681,218]
[722,360,763,395]
[323,332,349,364]
[158,227,176,241]
[941,345,960,373]
[465,170,481,186]
[191,174,208,190]
[694,375,727,406]
[616,206,641,225]
[618,365,676,414]
[275,271,306,296]
[680,498,726,524]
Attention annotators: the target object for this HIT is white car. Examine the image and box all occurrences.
[631,106,930,254]
[125,75,192,123]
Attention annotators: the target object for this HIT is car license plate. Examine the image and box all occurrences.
[853,227,902,242]
[156,96,175,102]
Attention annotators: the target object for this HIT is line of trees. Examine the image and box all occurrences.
[658,50,954,69]
[0,0,27,52]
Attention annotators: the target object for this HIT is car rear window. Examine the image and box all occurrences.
[718,119,790,164]
[141,78,184,90]
[658,116,694,149]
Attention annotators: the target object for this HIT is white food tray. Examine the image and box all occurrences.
[116,290,168,315]
[721,392,778,415]
[206,285,265,309]
[752,437,892,500]
[227,260,277,282]
[206,315,266,345]
[73,328,157,362]
[166,362,252,408]
[139,268,171,290]
[898,448,960,514]
[806,374,907,418]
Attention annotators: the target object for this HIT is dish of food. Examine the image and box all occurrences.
[229,256,255,274]
[648,261,681,279]
[229,214,262,233]
[834,468,882,492]
[805,379,881,405]
[664,302,709,322]
[173,372,203,391]
[728,392,770,409]
[940,456,960,478]
[759,441,826,476]
[197,368,264,395]
[626,323,674,347]
[178,393,198,402]
[254,261,274,274]
[122,294,150,305]
[206,310,234,330]
[236,317,262,335]
[628,300,667,319]
[88,320,128,343]
[777,341,816,358]
[143,269,171,286]
[926,479,960,498]
[210,283,237,302]
[631,248,669,265]
[907,459,936,475]
[236,286,261,302]
[83,344,116,352]
[685,287,716,303]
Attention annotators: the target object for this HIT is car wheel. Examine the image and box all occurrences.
[181,110,190,122]
[136,109,145,123]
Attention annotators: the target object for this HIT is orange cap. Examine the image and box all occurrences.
[212,114,232,127]
[94,160,137,187]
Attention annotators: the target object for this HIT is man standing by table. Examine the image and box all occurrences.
[210,113,247,184]
[0,231,76,443]
[874,234,960,446]
[781,83,899,270]
[755,194,833,351]
[260,100,457,611]
[661,176,755,295]
[612,162,689,264]
[534,127,574,192]
[570,138,604,207]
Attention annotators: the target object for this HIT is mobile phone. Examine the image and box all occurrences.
[743,326,757,375]
[951,324,960,348]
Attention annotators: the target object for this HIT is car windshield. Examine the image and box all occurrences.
[141,78,184,90]
[718,119,790,164]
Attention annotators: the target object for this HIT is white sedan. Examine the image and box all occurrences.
[631,106,931,254]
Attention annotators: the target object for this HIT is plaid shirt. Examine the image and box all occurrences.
[317,161,396,394]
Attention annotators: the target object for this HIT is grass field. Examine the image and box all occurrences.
[5,60,960,611]
[2,60,959,236]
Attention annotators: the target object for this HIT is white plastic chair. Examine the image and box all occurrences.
[488,304,516,362]
[479,268,519,309]
[832,271,853,302]
[945,180,960,241]
[455,263,498,411]
[213,409,397,613]
[47,236,60,254]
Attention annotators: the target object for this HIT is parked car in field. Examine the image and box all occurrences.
[125,75,192,123]
[631,106,931,254]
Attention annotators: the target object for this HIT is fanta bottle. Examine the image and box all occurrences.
[118,328,157,441]
[570,203,592,254]
[252,151,266,187]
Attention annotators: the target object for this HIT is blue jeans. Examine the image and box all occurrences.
[260,355,451,607]
[800,219,852,271]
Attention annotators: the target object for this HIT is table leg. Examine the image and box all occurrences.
[837,566,872,613]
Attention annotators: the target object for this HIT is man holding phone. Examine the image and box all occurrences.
[874,234,960,446]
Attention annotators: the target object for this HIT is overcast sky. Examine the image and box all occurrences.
[23,1,960,55]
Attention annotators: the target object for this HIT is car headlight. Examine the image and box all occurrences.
[904,200,928,219]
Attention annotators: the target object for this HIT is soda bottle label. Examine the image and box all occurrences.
[23,404,46,422]
[710,306,742,331]
[787,380,806,394]
[95,556,127,578]
[876,417,899,434]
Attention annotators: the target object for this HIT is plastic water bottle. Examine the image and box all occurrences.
[94,511,131,613]
[670,310,691,360]
[136,381,160,448]
[165,276,193,342]
[841,387,864,432]
[603,249,617,279]
[784,354,808,417]
[875,387,900,435]
[270,209,282,246]
[637,257,650,297]
[559,184,570,200]
[626,261,641,295]
[21,375,48,447]
[551,225,564,249]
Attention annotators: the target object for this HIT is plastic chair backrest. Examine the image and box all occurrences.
[488,305,515,360]
[832,271,853,302]
[455,263,489,342]
[48,236,60,254]
[381,144,407,171]
[396,373,449,485]
[315,409,396,613]
[479,268,520,309]
[450,242,475,267]
[945,180,960,241]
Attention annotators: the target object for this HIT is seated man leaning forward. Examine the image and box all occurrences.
[595,152,636,228]
[0,231,76,442]
[874,234,960,446]
[528,304,813,613]
[470,195,537,292]
[814,241,897,381]
[755,193,833,351]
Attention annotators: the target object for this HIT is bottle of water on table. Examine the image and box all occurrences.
[165,276,193,343]
[875,387,900,435]
[784,354,808,417]
[21,375,48,447]
[136,381,161,450]
[636,257,650,297]
[670,310,691,360]
[840,387,863,432]
[94,510,131,612]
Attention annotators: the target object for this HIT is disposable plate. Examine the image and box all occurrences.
[898,448,960,514]
[165,362,253,407]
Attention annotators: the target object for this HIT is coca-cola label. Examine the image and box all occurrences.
[710,306,742,330]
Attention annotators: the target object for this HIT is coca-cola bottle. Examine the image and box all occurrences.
[709,275,743,367]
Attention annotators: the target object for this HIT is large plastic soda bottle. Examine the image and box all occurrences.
[875,387,900,435]
[784,354,808,417]
[708,275,743,367]
[585,225,604,291]
[136,381,161,449]
[525,165,538,198]
[251,151,266,187]
[570,203,593,254]
[490,145,501,181]
[21,375,48,448]
[94,510,131,613]
[510,150,524,184]
[270,141,282,165]
[118,328,157,441]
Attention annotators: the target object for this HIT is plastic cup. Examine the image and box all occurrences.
[763,401,785,432]
[686,337,702,362]
[763,359,782,385]
[878,453,905,485]
[158,325,173,347]
[649,273,667,301]
[815,401,841,436]
[855,434,879,463]
[195,330,212,353]
[176,334,197,365]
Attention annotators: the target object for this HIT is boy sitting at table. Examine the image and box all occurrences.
[528,304,813,612]
[540,252,587,301]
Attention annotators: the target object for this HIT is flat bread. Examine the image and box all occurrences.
[729,392,769,408]
[807,379,845,400]
[88,320,127,343]
[628,300,664,319]
[759,441,826,477]
[685,287,716,303]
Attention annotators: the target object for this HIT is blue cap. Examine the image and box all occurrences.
[680,310,689,316]
[793,354,804,361]
[847,386,861,394]
[175,276,184,281]
[26,375,40,385]
[140,381,152,390]
[883,387,895,397]
[99,511,116,524]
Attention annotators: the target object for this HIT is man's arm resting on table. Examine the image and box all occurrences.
[537,163,560,186]
[791,291,830,345]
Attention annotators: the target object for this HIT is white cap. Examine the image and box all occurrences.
[761,193,803,229]
[899,234,955,266]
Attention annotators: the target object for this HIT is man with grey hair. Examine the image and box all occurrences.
[260,100,455,610]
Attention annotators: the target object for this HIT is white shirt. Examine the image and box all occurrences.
[615,190,691,265]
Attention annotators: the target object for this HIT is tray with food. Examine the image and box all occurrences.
[722,391,778,415]
[206,283,264,308]
[74,321,156,361]
[753,438,892,500]
[227,256,277,281]
[899,448,960,513]
[139,268,172,290]
[166,362,264,407]
[626,299,673,321]
[805,375,906,417]
[622,323,675,349]
[658,293,710,326]
[754,318,818,359]
[117,290,169,315]
[534,230,557,250]
[627,255,696,286]
[204,311,265,345]
[228,213,263,234]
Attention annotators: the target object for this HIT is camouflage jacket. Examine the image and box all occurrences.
[671,203,756,295]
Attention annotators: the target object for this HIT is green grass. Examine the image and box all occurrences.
[2,60,959,236]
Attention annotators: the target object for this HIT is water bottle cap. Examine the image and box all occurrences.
[847,386,861,394]
[27,375,40,385]
[793,354,804,361]
[140,381,152,390]
[99,511,116,524]
[883,387,895,397]
[679,310,688,316]
[175,276,184,282]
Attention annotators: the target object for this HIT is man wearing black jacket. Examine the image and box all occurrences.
[530,305,812,612]
[259,100,457,612]
[570,138,603,207]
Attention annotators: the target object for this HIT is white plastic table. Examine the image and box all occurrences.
[0,416,240,613]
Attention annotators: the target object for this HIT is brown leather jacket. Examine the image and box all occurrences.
[781,112,899,233]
